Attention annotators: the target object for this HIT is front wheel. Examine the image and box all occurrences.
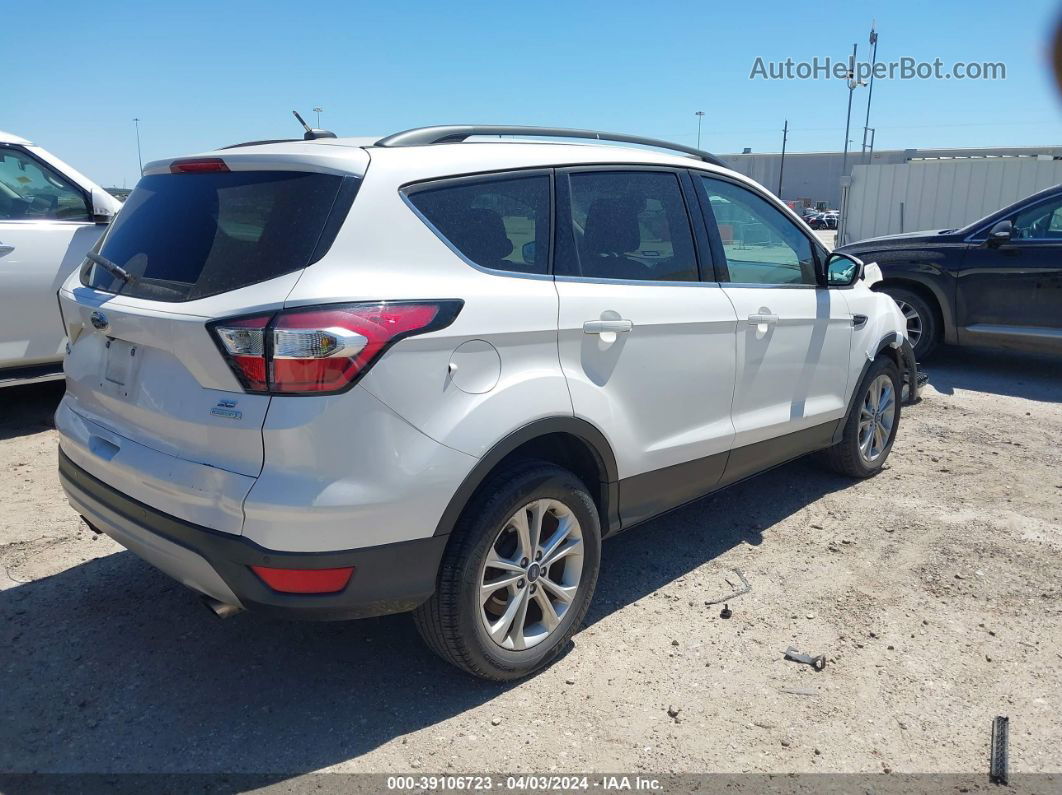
[881,286,939,360]
[819,356,901,478]
[414,461,601,681]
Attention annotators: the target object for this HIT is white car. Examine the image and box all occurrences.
[0,130,121,387]
[55,126,918,680]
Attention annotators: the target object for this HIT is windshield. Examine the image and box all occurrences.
[83,170,354,302]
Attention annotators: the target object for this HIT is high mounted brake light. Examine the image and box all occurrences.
[170,157,230,173]
[208,301,463,395]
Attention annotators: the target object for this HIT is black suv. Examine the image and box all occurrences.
[838,185,1062,359]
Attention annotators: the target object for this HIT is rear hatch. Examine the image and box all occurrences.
[59,149,364,487]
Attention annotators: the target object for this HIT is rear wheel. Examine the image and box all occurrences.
[881,286,939,360]
[414,461,601,680]
[820,356,901,478]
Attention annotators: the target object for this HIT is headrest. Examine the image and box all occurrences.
[449,208,513,263]
[584,197,641,256]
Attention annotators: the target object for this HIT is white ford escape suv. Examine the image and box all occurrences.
[56,125,918,680]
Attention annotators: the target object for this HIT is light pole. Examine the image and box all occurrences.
[841,43,865,178]
[695,111,705,149]
[861,23,879,165]
[132,117,143,173]
[313,107,323,127]
[778,119,788,198]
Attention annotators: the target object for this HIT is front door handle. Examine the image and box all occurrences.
[747,313,779,325]
[0,243,14,257]
[583,319,633,334]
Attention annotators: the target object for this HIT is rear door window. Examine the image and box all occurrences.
[406,174,550,275]
[84,171,355,302]
[556,171,699,282]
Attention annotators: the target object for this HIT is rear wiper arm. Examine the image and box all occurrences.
[86,252,136,284]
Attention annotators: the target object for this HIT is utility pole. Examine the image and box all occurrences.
[778,119,788,198]
[695,111,705,149]
[132,117,143,174]
[862,23,879,164]
[313,107,323,127]
[841,43,862,178]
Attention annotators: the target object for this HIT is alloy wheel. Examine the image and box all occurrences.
[479,499,584,651]
[858,374,896,463]
[894,299,923,348]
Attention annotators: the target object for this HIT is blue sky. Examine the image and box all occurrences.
[8,0,1061,187]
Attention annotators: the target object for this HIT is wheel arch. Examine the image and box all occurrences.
[874,275,954,345]
[433,417,621,539]
[832,333,904,445]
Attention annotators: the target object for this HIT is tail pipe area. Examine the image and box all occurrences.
[202,596,243,619]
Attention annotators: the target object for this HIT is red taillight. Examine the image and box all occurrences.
[251,565,354,594]
[170,157,230,173]
[208,301,461,395]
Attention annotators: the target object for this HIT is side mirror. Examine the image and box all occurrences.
[824,251,864,287]
[986,220,1012,246]
[91,188,116,224]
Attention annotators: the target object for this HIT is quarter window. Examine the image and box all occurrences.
[700,177,816,285]
[557,171,699,282]
[0,147,90,222]
[407,175,550,275]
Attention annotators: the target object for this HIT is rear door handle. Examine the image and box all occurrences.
[583,319,633,334]
[747,314,778,325]
[0,243,14,256]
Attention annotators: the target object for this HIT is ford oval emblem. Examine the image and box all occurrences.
[90,311,108,331]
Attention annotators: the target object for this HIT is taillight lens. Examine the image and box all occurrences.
[208,301,461,395]
[211,315,270,391]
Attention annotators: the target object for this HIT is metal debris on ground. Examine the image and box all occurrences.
[784,646,826,671]
[704,568,752,605]
[780,687,819,697]
[990,715,1009,785]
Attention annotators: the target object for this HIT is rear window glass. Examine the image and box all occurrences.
[407,174,550,275]
[84,171,353,302]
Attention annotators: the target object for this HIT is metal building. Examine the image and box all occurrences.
[722,146,1062,208]
[839,155,1062,245]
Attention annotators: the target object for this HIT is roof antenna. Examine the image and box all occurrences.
[292,109,337,141]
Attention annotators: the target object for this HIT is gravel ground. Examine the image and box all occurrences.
[1,347,1060,778]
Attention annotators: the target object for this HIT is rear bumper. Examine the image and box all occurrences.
[59,449,447,620]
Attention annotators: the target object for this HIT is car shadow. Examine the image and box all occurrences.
[0,382,65,442]
[0,457,849,776]
[589,458,850,624]
[926,346,1062,403]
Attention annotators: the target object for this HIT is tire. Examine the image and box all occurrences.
[820,356,902,478]
[881,286,939,360]
[413,461,602,681]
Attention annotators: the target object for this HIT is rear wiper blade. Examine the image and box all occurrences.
[86,252,136,284]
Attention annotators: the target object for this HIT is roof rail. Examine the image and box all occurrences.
[374,125,728,168]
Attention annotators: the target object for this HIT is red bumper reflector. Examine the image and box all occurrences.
[250,565,355,594]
